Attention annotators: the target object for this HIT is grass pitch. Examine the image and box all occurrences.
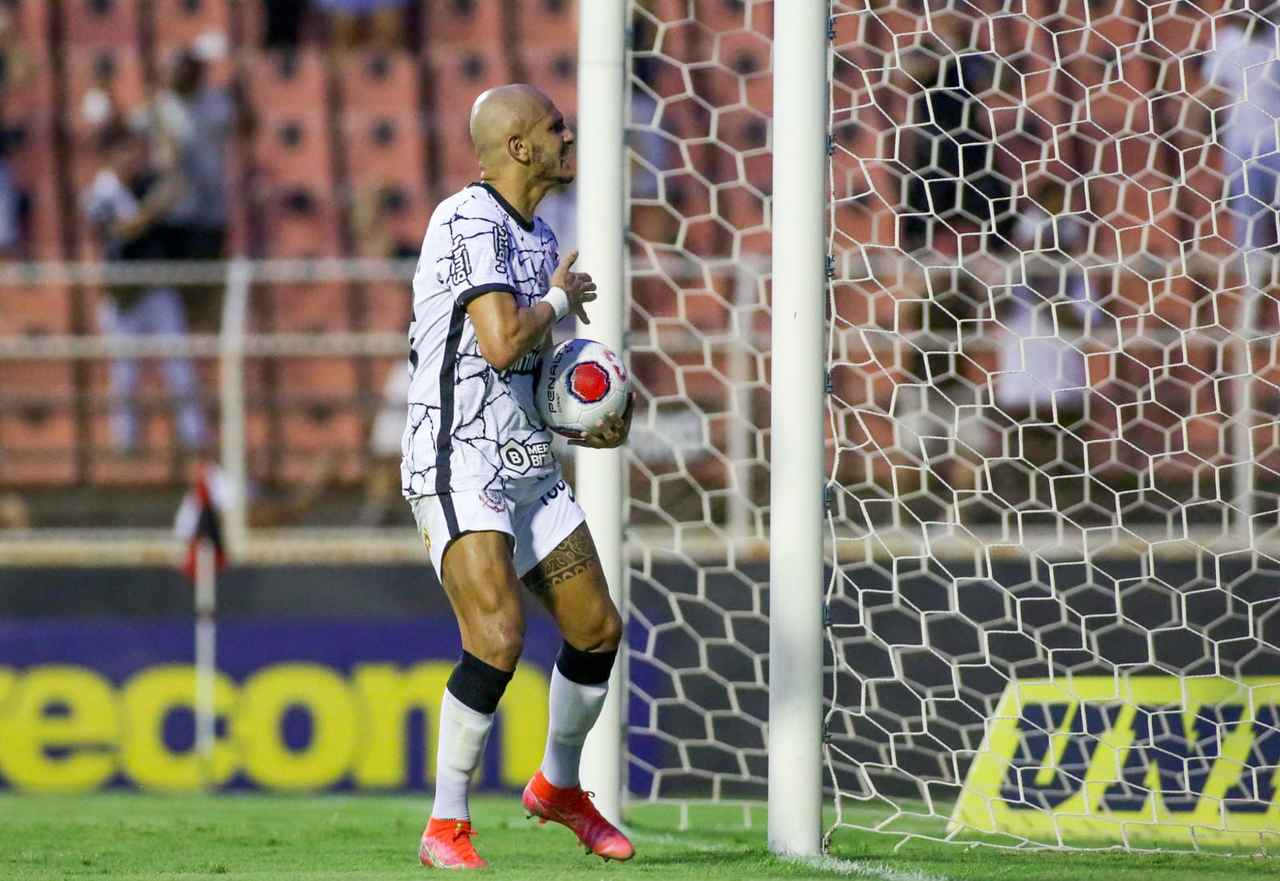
[2,794,1278,881]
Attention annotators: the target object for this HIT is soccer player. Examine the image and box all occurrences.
[404,84,634,869]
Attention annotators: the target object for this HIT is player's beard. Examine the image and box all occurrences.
[536,142,575,185]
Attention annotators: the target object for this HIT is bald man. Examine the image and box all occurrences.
[404,85,634,869]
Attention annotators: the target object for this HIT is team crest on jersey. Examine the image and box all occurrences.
[448,235,472,286]
[569,362,611,403]
[479,488,506,514]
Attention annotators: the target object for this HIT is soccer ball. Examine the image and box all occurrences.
[537,338,630,438]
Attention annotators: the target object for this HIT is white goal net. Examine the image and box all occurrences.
[625,0,1280,852]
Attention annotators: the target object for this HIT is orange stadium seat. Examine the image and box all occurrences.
[6,118,64,259]
[512,0,575,48]
[265,282,351,332]
[342,112,427,186]
[337,51,421,114]
[275,358,365,483]
[421,0,509,50]
[522,48,577,122]
[149,0,232,52]
[256,182,342,257]
[251,111,333,181]
[0,361,77,487]
[244,50,329,114]
[349,183,429,259]
[64,46,148,135]
[363,281,413,332]
[62,0,143,46]
[427,48,512,193]
[9,0,51,47]
[0,285,73,335]
[248,108,340,256]
[426,46,511,117]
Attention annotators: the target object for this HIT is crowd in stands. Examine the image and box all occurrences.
[1,0,1278,531]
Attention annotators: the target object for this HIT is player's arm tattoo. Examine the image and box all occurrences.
[523,523,602,595]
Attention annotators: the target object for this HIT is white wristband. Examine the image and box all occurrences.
[542,286,571,322]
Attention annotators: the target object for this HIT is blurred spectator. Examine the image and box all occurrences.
[0,4,31,257]
[317,0,407,53]
[1203,10,1280,270]
[264,0,311,48]
[995,186,1090,420]
[361,363,407,526]
[83,123,207,454]
[899,18,1011,253]
[147,49,248,262]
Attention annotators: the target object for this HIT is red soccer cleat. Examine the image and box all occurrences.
[419,817,487,869]
[522,770,635,862]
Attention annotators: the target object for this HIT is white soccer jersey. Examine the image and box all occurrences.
[401,182,562,500]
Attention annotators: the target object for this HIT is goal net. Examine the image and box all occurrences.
[625,0,1280,851]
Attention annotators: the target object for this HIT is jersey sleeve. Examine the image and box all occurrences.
[438,211,515,307]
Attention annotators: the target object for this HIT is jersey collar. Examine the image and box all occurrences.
[471,181,536,232]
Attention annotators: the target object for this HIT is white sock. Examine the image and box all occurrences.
[431,689,494,821]
[540,666,609,789]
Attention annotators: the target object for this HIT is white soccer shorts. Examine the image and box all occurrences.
[409,472,587,581]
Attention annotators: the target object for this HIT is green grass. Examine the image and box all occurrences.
[1,794,1278,881]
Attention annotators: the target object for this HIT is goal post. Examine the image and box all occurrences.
[767,0,828,859]
[576,0,629,827]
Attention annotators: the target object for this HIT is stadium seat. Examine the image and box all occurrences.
[521,48,577,122]
[692,0,766,34]
[265,283,351,332]
[64,47,148,135]
[426,47,511,106]
[8,0,51,48]
[149,0,231,54]
[342,113,427,188]
[275,359,365,483]
[5,117,64,259]
[511,0,575,48]
[256,183,342,258]
[251,111,333,181]
[421,0,510,50]
[363,281,413,332]
[337,51,422,114]
[0,285,73,336]
[0,360,77,487]
[348,183,429,259]
[244,50,329,114]
[248,109,340,256]
[62,0,143,46]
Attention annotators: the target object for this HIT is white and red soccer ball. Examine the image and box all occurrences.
[537,338,630,438]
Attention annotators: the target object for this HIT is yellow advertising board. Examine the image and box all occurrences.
[951,676,1280,846]
[0,662,549,793]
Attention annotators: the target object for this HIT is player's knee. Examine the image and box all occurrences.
[578,605,623,652]
[469,611,525,670]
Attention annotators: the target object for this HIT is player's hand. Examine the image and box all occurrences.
[551,249,597,325]
[570,393,634,449]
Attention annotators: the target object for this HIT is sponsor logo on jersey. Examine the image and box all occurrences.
[492,225,509,274]
[499,439,553,475]
[447,234,472,286]
[568,363,611,404]
[951,676,1280,845]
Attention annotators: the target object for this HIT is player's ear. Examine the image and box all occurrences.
[507,134,529,164]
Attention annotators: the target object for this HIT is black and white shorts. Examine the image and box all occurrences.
[409,472,587,580]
